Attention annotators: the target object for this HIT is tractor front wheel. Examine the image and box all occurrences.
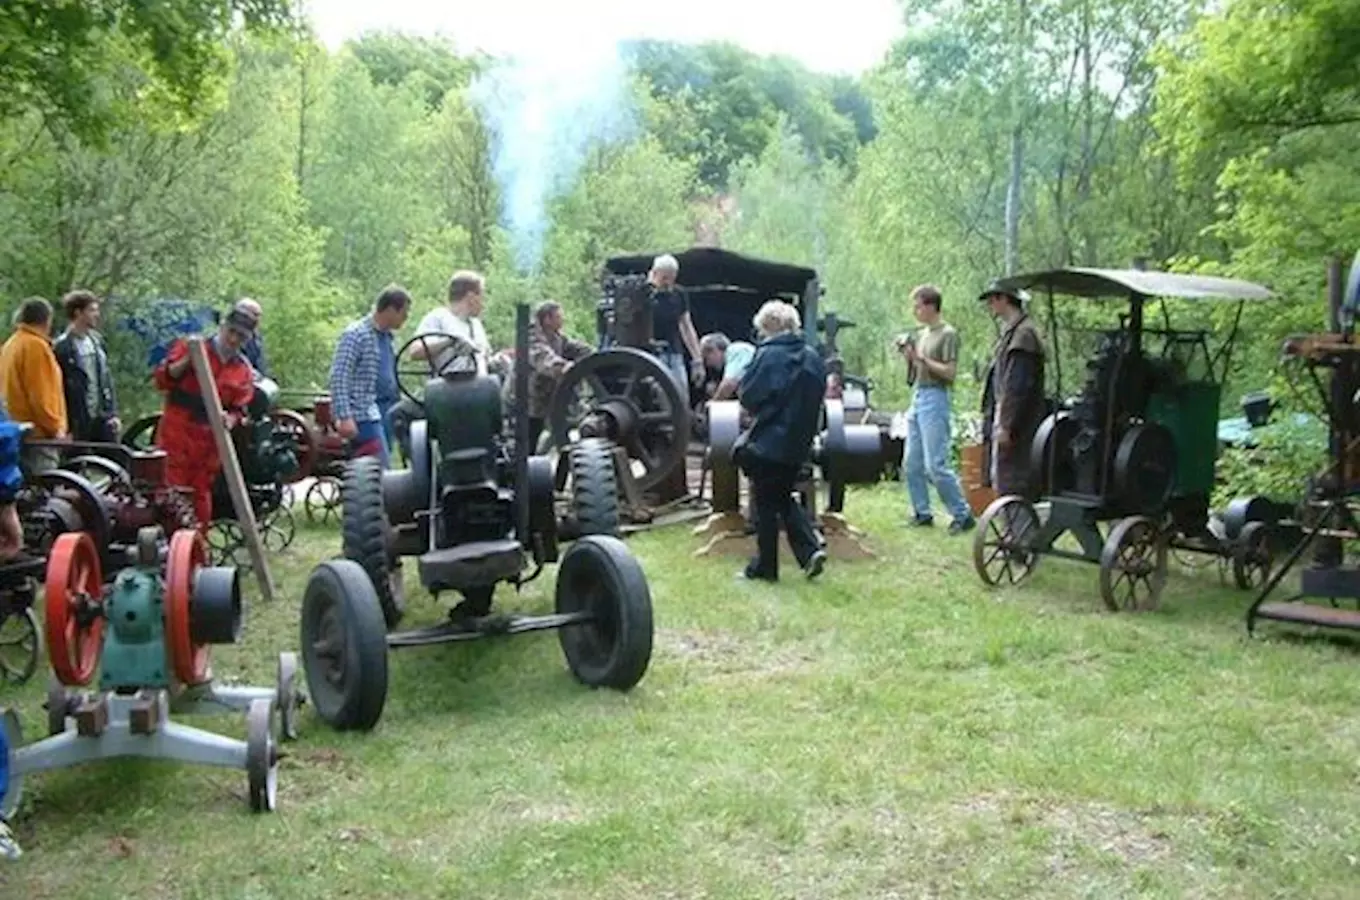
[555,535,653,691]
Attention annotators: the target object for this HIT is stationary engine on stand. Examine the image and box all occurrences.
[0,526,304,825]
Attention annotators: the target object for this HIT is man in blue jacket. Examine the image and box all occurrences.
[734,300,828,582]
[0,402,25,861]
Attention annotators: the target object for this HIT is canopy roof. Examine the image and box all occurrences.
[604,246,817,296]
[993,266,1274,301]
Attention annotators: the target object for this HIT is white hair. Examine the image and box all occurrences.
[651,254,679,273]
[699,332,729,354]
[753,300,800,338]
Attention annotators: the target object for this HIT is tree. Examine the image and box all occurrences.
[0,0,294,140]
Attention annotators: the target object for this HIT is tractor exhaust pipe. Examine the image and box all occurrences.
[514,302,531,543]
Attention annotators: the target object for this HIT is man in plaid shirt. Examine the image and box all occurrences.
[329,285,411,467]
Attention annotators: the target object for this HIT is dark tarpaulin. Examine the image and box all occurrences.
[603,247,819,346]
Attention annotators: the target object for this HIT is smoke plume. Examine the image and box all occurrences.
[469,34,639,275]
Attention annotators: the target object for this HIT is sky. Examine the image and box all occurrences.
[303,0,906,75]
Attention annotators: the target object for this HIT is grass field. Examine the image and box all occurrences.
[3,484,1359,899]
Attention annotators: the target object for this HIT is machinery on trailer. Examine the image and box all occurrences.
[123,375,307,563]
[970,265,1279,611]
[0,526,304,821]
[299,304,654,732]
[1244,251,1360,636]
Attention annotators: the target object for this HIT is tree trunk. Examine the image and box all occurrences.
[1005,125,1023,275]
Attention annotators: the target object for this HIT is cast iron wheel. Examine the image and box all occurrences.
[268,409,318,483]
[1232,520,1273,591]
[261,505,296,553]
[276,651,304,742]
[1,707,22,820]
[0,608,38,685]
[205,519,251,569]
[63,455,132,493]
[546,348,688,493]
[121,414,162,451]
[341,457,404,628]
[299,559,389,732]
[245,697,278,813]
[569,438,620,537]
[972,495,1040,587]
[1098,515,1168,612]
[555,535,654,691]
[303,477,342,526]
[1112,424,1178,514]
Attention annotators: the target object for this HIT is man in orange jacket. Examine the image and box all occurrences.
[0,297,68,474]
[152,303,259,529]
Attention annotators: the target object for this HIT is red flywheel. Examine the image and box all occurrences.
[44,532,105,686]
[165,528,211,685]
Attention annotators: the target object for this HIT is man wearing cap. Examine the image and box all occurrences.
[979,280,1047,497]
[152,302,260,528]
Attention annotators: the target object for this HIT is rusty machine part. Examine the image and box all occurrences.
[2,526,303,825]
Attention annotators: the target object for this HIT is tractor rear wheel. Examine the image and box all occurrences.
[341,457,404,628]
[570,438,620,537]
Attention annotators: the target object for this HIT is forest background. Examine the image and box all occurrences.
[1,0,1355,502]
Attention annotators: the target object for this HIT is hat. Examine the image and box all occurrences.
[224,303,258,338]
[977,279,1029,304]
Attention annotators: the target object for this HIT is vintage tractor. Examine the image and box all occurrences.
[123,375,310,565]
[0,525,304,824]
[297,304,654,733]
[270,390,361,525]
[971,265,1280,611]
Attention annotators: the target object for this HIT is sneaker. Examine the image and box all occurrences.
[0,820,20,861]
[948,516,976,535]
[804,550,827,581]
[908,515,934,527]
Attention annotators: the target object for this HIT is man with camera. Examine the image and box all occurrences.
[897,284,975,534]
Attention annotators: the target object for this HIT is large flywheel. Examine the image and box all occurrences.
[546,348,689,493]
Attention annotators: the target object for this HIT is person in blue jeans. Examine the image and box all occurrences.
[898,284,975,534]
[329,285,412,468]
[0,404,25,860]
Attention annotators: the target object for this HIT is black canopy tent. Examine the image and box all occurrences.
[602,247,821,349]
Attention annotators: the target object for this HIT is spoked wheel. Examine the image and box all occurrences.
[304,477,342,526]
[972,495,1040,587]
[44,532,105,686]
[121,414,162,451]
[261,505,296,553]
[63,455,132,494]
[275,651,304,742]
[1,707,22,821]
[1232,521,1273,591]
[300,559,389,732]
[245,697,279,813]
[0,608,38,685]
[555,535,654,691]
[204,519,251,569]
[269,410,318,483]
[1098,515,1169,612]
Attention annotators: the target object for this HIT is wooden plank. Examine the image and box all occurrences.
[1255,602,1360,630]
[187,338,276,602]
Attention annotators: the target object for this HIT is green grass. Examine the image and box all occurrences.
[4,484,1360,898]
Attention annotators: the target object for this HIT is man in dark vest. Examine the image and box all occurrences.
[978,280,1047,498]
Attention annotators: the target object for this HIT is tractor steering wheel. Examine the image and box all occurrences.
[394,331,482,408]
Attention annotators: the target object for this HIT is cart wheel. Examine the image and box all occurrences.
[0,608,38,685]
[972,495,1040,587]
[1098,515,1168,612]
[245,697,278,813]
[275,651,303,742]
[555,535,654,691]
[299,559,389,732]
[45,677,69,736]
[1232,521,1273,590]
[304,478,342,526]
[262,506,296,553]
[204,520,250,569]
[1,707,22,821]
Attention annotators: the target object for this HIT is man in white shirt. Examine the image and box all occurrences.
[411,270,492,375]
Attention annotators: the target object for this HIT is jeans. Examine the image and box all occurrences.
[903,386,971,523]
[659,349,688,396]
[354,419,389,469]
[740,453,821,579]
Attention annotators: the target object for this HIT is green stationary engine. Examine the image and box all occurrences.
[237,377,301,487]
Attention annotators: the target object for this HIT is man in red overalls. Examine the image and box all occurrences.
[153,303,259,529]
